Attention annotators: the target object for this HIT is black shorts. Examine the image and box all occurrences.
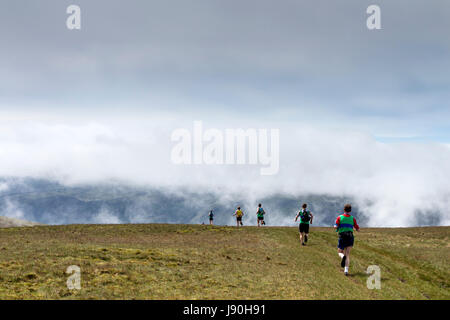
[237,216,242,222]
[338,231,354,249]
[257,216,264,221]
[299,223,309,234]
[209,218,213,221]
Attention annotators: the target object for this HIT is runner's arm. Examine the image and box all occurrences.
[310,213,314,224]
[353,217,360,231]
[334,216,340,230]
[294,212,300,222]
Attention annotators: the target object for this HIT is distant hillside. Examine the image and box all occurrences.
[0,177,445,227]
[0,216,41,228]
[0,177,366,226]
[0,224,448,299]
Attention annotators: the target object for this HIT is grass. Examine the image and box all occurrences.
[0,224,448,299]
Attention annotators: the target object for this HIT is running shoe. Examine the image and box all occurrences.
[341,255,346,268]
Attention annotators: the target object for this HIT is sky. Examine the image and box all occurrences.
[0,1,449,226]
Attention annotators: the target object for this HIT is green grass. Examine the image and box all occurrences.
[0,224,448,299]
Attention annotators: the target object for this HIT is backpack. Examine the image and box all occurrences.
[300,211,311,222]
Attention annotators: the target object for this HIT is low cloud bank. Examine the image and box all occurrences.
[0,115,449,227]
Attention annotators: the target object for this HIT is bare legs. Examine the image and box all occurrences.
[344,247,351,268]
[338,247,352,274]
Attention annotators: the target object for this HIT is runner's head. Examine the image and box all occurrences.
[237,206,241,210]
[344,204,352,213]
[258,203,262,207]
[302,203,307,209]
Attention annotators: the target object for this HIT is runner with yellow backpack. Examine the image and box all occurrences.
[233,206,244,227]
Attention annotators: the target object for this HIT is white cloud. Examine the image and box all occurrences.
[93,207,123,224]
[0,113,449,227]
[1,198,25,220]
[0,182,9,192]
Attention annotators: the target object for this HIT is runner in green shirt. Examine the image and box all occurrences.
[294,203,313,246]
[334,204,360,276]
[256,203,266,227]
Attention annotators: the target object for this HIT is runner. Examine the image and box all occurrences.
[294,203,313,246]
[334,204,360,276]
[208,210,214,225]
[256,203,266,227]
[233,206,244,227]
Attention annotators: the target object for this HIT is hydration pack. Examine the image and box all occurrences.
[301,211,311,222]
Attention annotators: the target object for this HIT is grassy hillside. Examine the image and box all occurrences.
[0,224,448,299]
